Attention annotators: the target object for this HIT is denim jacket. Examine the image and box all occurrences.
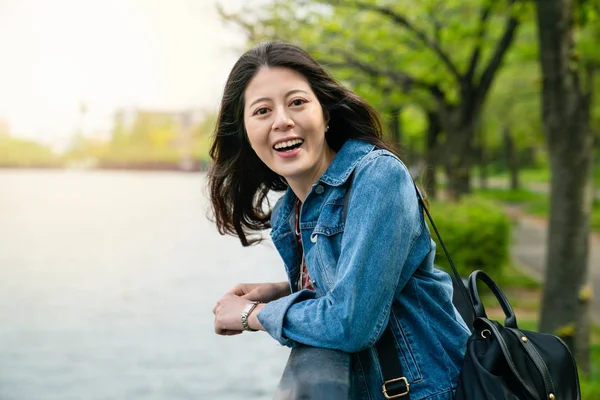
[257,139,470,399]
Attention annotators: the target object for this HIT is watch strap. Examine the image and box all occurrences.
[241,301,259,332]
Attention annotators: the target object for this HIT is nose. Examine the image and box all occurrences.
[272,107,295,131]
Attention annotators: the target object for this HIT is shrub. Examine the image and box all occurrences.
[427,196,511,278]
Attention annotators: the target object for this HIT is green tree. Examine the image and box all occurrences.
[191,112,219,162]
[219,0,526,199]
[478,22,542,190]
[0,137,60,167]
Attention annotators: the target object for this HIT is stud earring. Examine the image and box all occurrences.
[325,125,329,132]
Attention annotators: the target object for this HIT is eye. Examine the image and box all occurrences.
[290,99,307,107]
[254,107,269,116]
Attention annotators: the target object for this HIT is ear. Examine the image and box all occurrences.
[323,109,330,125]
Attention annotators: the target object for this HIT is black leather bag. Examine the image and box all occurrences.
[454,270,581,400]
[415,186,582,400]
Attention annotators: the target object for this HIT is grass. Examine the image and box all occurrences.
[474,187,600,233]
[483,166,600,188]
[479,263,600,398]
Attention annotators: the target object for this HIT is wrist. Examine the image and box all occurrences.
[277,281,291,297]
[248,303,266,331]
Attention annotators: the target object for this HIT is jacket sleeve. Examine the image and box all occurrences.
[257,153,424,352]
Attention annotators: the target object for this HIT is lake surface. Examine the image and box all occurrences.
[0,170,290,400]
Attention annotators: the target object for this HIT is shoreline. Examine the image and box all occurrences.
[0,162,210,173]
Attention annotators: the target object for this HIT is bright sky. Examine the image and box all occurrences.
[0,0,253,148]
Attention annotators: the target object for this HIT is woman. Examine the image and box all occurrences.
[210,41,470,399]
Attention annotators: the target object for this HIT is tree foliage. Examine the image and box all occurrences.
[0,137,60,167]
[219,0,527,198]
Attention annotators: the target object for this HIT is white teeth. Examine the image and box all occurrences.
[274,139,304,150]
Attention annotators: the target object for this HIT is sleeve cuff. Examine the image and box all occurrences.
[257,289,317,347]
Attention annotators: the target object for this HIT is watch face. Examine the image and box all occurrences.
[242,301,258,316]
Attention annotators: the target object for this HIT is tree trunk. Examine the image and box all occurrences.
[502,125,520,190]
[440,107,477,200]
[477,127,488,190]
[388,107,402,152]
[423,111,441,199]
[536,0,593,372]
[443,148,472,200]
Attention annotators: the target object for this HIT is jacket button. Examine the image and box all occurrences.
[310,233,318,243]
[315,185,324,194]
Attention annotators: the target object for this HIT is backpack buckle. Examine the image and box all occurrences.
[382,376,410,398]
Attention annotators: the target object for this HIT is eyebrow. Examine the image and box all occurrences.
[248,89,310,109]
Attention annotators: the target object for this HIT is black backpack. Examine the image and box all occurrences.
[422,186,581,400]
[454,270,581,399]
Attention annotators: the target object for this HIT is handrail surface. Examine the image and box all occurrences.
[274,345,351,399]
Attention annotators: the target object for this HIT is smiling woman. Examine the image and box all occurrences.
[243,67,335,201]
[207,42,470,400]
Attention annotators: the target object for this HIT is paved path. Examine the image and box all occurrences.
[509,208,600,322]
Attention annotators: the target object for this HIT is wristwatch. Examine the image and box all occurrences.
[241,301,260,332]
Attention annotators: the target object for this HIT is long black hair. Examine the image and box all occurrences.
[208,41,399,246]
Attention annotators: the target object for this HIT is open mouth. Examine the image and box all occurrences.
[273,138,304,152]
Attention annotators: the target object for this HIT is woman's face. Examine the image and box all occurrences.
[243,67,335,187]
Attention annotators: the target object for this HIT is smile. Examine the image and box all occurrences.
[273,138,304,152]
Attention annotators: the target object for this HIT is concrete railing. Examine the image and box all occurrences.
[274,345,352,399]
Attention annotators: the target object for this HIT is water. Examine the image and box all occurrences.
[0,170,290,400]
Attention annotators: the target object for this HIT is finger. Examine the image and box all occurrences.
[222,330,243,336]
[215,327,242,336]
[226,285,245,295]
[241,288,262,300]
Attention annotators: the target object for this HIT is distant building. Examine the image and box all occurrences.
[87,129,112,144]
[113,107,205,133]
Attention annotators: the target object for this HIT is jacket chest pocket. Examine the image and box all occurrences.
[305,202,345,292]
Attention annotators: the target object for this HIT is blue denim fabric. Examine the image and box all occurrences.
[257,139,470,399]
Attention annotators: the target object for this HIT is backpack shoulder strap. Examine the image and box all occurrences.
[412,182,475,327]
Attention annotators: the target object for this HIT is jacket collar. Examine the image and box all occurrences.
[270,139,375,238]
[319,139,375,187]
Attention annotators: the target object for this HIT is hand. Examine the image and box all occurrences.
[227,281,290,303]
[213,293,264,335]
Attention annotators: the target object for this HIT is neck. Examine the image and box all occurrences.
[286,146,336,203]
[287,179,311,203]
